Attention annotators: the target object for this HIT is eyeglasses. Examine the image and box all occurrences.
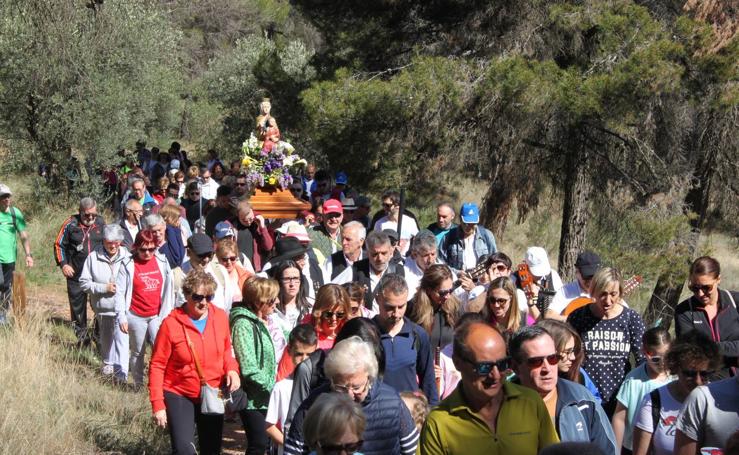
[459,354,511,376]
[190,293,215,302]
[688,283,715,295]
[681,369,714,380]
[559,347,579,359]
[436,288,454,298]
[219,256,238,263]
[526,354,559,368]
[317,440,364,455]
[138,247,157,253]
[488,297,510,305]
[332,378,369,394]
[321,310,346,320]
[282,276,301,284]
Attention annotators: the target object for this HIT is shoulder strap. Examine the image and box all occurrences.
[183,324,206,385]
[650,388,661,433]
[9,206,18,232]
[724,289,737,309]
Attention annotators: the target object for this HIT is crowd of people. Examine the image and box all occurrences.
[0,142,738,455]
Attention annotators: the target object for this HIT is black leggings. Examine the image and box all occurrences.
[239,409,269,455]
[164,391,224,455]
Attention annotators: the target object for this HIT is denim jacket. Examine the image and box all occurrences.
[556,379,618,455]
[438,225,497,271]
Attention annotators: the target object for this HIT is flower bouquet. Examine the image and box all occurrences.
[241,133,307,189]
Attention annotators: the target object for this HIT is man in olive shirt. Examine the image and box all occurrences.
[419,320,559,454]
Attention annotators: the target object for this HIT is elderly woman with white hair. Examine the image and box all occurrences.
[79,224,131,379]
[140,212,185,269]
[303,393,367,455]
[284,336,419,455]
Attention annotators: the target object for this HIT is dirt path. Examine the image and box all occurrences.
[23,283,248,454]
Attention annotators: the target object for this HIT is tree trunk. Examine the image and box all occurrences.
[644,112,718,327]
[557,135,592,282]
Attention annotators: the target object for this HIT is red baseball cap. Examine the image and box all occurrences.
[323,199,343,215]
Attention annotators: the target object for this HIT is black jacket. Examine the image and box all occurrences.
[674,289,739,379]
[54,214,105,279]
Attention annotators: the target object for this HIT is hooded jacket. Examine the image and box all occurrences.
[148,304,238,412]
[114,251,175,325]
[555,379,618,455]
[230,305,276,410]
[79,245,131,314]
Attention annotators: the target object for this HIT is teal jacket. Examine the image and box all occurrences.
[230,306,276,410]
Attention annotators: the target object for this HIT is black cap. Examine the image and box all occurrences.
[216,185,233,198]
[382,229,399,245]
[269,237,308,265]
[575,251,601,278]
[187,233,214,255]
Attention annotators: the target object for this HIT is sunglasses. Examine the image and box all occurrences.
[82,213,97,219]
[681,369,714,380]
[526,354,559,368]
[321,310,346,320]
[460,354,511,376]
[382,203,394,209]
[436,288,454,297]
[489,297,510,305]
[198,252,214,260]
[489,264,508,273]
[688,283,715,295]
[235,182,247,187]
[190,192,200,196]
[191,293,215,303]
[648,356,664,364]
[219,256,238,263]
[138,247,157,253]
[318,441,364,455]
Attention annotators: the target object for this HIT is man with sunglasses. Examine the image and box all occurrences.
[510,326,617,455]
[420,320,559,454]
[55,197,106,344]
[372,273,438,405]
[180,233,234,313]
[0,184,33,324]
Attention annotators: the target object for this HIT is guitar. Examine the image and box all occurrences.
[562,275,643,316]
[517,263,557,316]
[452,256,494,290]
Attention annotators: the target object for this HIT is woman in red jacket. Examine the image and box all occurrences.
[148,269,240,455]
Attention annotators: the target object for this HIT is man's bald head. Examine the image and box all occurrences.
[454,322,506,366]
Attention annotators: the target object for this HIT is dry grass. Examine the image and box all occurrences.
[0,312,169,454]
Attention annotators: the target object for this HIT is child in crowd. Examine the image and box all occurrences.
[612,326,674,454]
[400,391,430,433]
[265,324,318,455]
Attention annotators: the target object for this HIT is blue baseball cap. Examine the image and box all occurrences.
[460,202,480,224]
[335,171,348,185]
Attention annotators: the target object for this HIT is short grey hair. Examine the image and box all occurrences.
[365,230,390,250]
[141,213,165,230]
[79,197,96,211]
[103,224,125,242]
[411,229,437,255]
[378,273,408,298]
[125,198,142,210]
[343,221,366,241]
[437,202,455,213]
[324,336,379,382]
[303,394,366,451]
[128,176,145,188]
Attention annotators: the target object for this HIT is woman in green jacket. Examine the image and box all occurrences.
[231,276,279,455]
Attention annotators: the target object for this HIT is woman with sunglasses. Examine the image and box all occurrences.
[115,229,175,387]
[479,276,525,343]
[303,393,366,455]
[611,326,673,454]
[567,267,646,418]
[299,284,351,351]
[343,282,375,319]
[536,319,602,402]
[231,276,281,455]
[409,264,461,350]
[148,269,240,454]
[674,256,739,380]
[631,332,721,455]
[216,239,252,306]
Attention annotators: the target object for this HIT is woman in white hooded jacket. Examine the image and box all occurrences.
[114,229,175,387]
[79,224,131,380]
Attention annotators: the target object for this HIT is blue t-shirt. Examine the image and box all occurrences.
[191,316,208,334]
